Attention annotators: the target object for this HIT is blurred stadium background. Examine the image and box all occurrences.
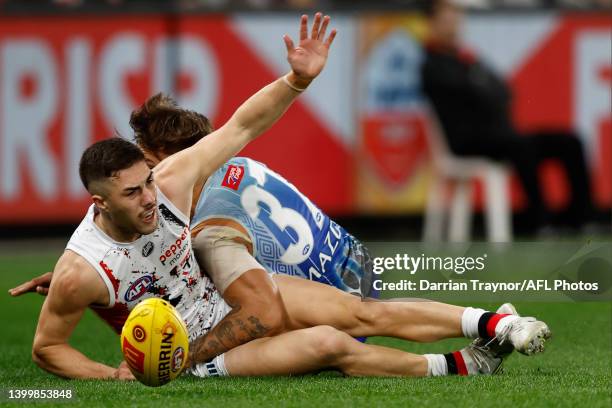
[0,0,610,242]
[0,1,610,406]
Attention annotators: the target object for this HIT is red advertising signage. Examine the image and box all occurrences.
[0,13,609,223]
[0,15,352,223]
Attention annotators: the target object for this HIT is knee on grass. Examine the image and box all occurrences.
[303,325,355,365]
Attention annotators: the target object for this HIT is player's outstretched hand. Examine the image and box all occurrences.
[8,271,52,297]
[284,12,337,82]
[114,361,136,381]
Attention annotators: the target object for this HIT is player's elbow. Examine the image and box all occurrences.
[31,343,50,371]
[32,347,43,367]
[32,339,56,370]
[244,294,289,337]
[225,269,290,337]
[259,301,288,336]
[31,343,69,379]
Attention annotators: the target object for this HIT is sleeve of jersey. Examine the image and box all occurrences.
[192,225,265,294]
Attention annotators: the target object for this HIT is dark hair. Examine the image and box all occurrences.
[79,137,145,191]
[130,93,214,156]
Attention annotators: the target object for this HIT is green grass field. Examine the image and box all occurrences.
[0,251,610,407]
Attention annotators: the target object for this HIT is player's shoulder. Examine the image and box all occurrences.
[54,250,96,281]
[206,157,265,191]
[219,157,267,172]
[51,250,105,304]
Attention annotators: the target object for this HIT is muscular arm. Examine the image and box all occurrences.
[154,75,302,215]
[32,251,132,380]
[188,223,291,365]
[189,268,289,365]
[154,13,336,216]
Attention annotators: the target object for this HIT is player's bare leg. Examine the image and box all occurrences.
[221,325,428,377]
[274,275,464,342]
[273,275,551,355]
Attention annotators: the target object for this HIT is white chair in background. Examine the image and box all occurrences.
[423,110,513,243]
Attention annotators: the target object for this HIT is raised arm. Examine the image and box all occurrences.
[154,12,337,215]
[32,251,133,380]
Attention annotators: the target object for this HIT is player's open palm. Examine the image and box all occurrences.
[284,13,337,81]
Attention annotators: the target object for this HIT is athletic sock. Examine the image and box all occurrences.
[444,349,493,376]
[461,307,486,338]
[443,351,468,376]
[424,354,448,377]
[477,312,519,338]
[463,307,520,339]
[426,349,489,377]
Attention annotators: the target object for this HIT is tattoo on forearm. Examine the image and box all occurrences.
[189,304,271,365]
[235,318,254,337]
[215,321,237,344]
[248,316,268,336]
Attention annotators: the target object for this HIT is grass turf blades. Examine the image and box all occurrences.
[0,252,610,407]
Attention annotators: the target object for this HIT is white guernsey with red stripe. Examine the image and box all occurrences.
[66,187,231,341]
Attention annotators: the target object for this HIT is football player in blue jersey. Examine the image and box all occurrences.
[132,93,375,355]
[10,14,551,376]
[131,95,372,301]
[11,96,553,380]
[11,11,377,365]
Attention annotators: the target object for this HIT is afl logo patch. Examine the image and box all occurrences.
[125,276,153,302]
[171,347,185,372]
[142,241,154,257]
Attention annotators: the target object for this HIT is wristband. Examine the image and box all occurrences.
[282,74,307,92]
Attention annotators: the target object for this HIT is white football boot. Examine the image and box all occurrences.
[459,343,504,375]
[479,303,552,356]
[497,303,518,316]
[496,315,552,356]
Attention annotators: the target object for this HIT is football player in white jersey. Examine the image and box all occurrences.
[124,98,552,378]
[11,14,551,380]
[12,156,552,379]
[19,12,339,381]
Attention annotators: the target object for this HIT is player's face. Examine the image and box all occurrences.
[102,161,158,236]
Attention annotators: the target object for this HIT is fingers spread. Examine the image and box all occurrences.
[318,15,330,41]
[283,35,295,53]
[325,29,337,48]
[311,12,322,39]
[300,14,308,41]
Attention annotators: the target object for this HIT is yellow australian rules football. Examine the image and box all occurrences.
[120,297,189,387]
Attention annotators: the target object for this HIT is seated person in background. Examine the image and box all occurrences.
[421,0,595,232]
